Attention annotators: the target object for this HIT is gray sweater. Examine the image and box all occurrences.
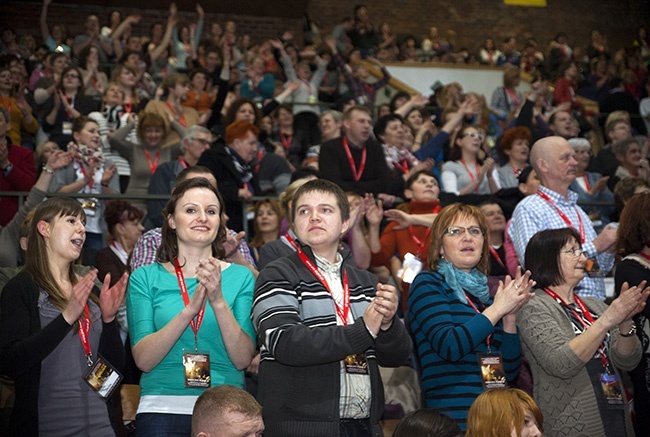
[517,291,640,437]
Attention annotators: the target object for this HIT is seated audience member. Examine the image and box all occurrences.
[110,111,180,209]
[40,0,71,54]
[303,110,343,170]
[252,179,412,436]
[0,107,37,227]
[408,203,534,431]
[613,176,650,220]
[547,110,576,140]
[41,65,100,149]
[490,65,522,125]
[249,199,282,267]
[0,197,127,436]
[239,55,276,103]
[601,76,646,136]
[519,227,647,436]
[393,408,462,437]
[96,199,144,287]
[127,177,256,435]
[130,166,256,274]
[0,67,38,147]
[73,14,114,64]
[0,148,71,268]
[143,73,199,148]
[191,385,264,437]
[366,170,441,306]
[478,200,509,294]
[509,136,617,300]
[595,116,633,178]
[319,105,396,203]
[32,52,69,107]
[182,68,215,125]
[197,120,260,233]
[611,137,650,190]
[441,125,498,195]
[615,192,650,437]
[466,388,542,437]
[568,137,614,232]
[144,126,212,230]
[495,127,531,190]
[267,104,305,170]
[34,140,60,175]
[77,45,108,98]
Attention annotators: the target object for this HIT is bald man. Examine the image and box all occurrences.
[191,385,264,437]
[508,136,617,300]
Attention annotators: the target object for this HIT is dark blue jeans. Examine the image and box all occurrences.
[135,413,192,437]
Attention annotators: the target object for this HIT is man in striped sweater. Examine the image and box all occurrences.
[252,179,411,436]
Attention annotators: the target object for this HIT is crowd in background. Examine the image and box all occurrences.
[1,1,650,436]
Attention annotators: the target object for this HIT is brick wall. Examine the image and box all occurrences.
[0,1,646,55]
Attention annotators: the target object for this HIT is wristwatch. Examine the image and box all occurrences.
[619,323,637,338]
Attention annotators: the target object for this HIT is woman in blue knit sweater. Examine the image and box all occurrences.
[408,203,535,431]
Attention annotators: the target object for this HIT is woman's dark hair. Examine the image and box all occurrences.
[77,45,98,70]
[405,169,438,191]
[617,192,650,257]
[58,66,85,99]
[373,113,404,141]
[389,91,411,112]
[525,227,581,289]
[393,409,462,437]
[158,177,227,262]
[104,199,144,238]
[223,97,262,128]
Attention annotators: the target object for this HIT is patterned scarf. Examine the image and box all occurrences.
[437,259,490,305]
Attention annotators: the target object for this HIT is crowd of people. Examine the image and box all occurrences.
[1,1,650,436]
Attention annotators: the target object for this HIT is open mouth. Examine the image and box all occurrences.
[71,239,84,249]
[191,226,210,232]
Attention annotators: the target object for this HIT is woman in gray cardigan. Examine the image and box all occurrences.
[518,228,649,437]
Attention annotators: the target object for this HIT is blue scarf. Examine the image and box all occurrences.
[437,259,490,305]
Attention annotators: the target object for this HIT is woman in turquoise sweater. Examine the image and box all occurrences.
[408,203,535,431]
[127,177,256,436]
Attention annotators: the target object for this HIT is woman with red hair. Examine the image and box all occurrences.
[495,126,532,189]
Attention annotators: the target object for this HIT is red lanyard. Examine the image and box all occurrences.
[461,159,481,193]
[64,94,75,119]
[173,259,206,349]
[123,102,133,114]
[301,79,312,95]
[297,247,350,325]
[280,132,293,151]
[283,232,299,250]
[536,189,585,243]
[543,287,609,369]
[178,156,188,169]
[489,246,506,269]
[582,175,591,192]
[0,96,12,113]
[166,102,187,127]
[144,148,160,174]
[343,137,366,182]
[464,292,492,348]
[640,251,650,262]
[394,158,409,174]
[510,164,523,177]
[408,226,431,258]
[77,304,93,366]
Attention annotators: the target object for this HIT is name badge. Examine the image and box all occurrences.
[183,350,211,388]
[398,253,423,284]
[344,353,368,375]
[84,354,123,401]
[477,352,507,390]
[62,121,73,135]
[600,372,624,409]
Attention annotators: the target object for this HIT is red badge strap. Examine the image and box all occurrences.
[282,232,299,250]
[583,175,591,192]
[173,259,206,350]
[297,247,350,325]
[461,159,480,193]
[280,132,293,151]
[166,102,187,127]
[543,287,609,369]
[77,304,93,366]
[144,148,160,174]
[408,226,431,258]
[489,246,506,269]
[393,158,409,174]
[63,95,75,119]
[510,164,523,177]
[178,156,188,169]
[301,79,312,96]
[536,189,585,243]
[78,161,95,190]
[464,292,491,349]
[640,251,650,262]
[342,137,366,182]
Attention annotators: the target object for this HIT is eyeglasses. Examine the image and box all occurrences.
[463,132,485,141]
[191,138,212,145]
[443,226,484,237]
[562,247,585,258]
[574,149,591,155]
[63,74,80,79]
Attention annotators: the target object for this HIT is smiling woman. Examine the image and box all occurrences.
[126,177,256,435]
[49,116,120,264]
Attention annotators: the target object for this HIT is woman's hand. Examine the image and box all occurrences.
[363,194,383,227]
[485,267,535,325]
[196,257,223,304]
[383,208,412,230]
[101,163,117,186]
[45,150,73,171]
[62,269,97,325]
[602,280,650,329]
[99,272,129,323]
